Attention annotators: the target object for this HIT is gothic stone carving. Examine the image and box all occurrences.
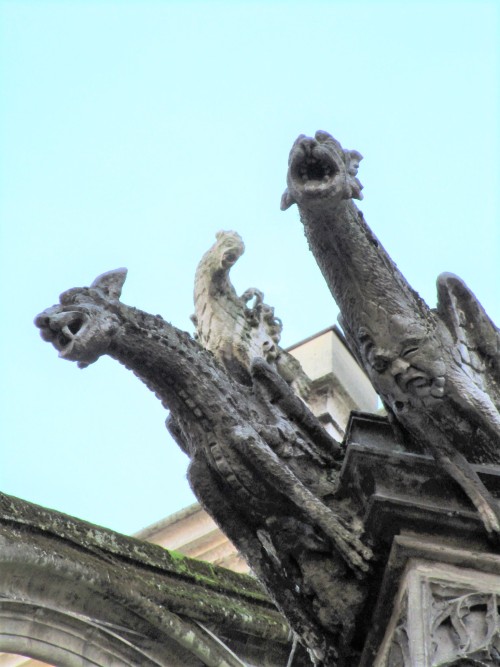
[0,490,292,667]
[192,229,311,397]
[35,267,372,666]
[378,560,500,666]
[34,131,500,665]
[282,130,500,539]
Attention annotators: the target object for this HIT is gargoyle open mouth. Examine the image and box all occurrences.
[404,375,431,393]
[397,371,445,399]
[290,146,339,193]
[282,131,363,209]
[35,310,90,358]
[299,155,336,182]
[56,313,88,357]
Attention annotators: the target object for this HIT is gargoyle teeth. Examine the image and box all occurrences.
[49,310,84,331]
[56,324,80,353]
[296,156,334,184]
[61,325,75,341]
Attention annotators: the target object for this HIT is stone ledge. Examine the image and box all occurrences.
[0,491,289,645]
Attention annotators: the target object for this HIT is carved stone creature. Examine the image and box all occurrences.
[35,269,372,666]
[192,230,311,398]
[282,130,500,538]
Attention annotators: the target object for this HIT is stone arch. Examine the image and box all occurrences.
[0,524,249,667]
[0,600,162,666]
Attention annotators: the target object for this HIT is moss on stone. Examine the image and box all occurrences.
[0,490,289,642]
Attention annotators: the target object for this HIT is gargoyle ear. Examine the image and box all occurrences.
[91,268,128,299]
[343,150,364,201]
[345,150,363,177]
[280,189,296,211]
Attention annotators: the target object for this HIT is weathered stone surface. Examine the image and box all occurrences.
[30,131,500,665]
[0,490,296,666]
[372,541,500,666]
[282,130,500,539]
[34,269,372,665]
[192,229,311,397]
[336,413,500,666]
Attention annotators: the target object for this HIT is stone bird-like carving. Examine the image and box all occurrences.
[192,229,311,398]
[282,130,500,537]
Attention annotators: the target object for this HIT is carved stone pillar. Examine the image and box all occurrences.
[340,412,500,666]
[375,541,500,666]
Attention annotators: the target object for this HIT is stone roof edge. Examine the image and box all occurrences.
[0,491,270,605]
[134,501,202,540]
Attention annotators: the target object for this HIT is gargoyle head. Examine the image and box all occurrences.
[281,130,363,210]
[215,230,245,271]
[34,269,127,368]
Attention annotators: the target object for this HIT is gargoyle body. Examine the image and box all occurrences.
[35,269,371,666]
[34,132,500,664]
[282,130,500,535]
[192,229,311,398]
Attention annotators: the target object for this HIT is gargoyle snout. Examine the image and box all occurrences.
[34,308,62,341]
[34,312,49,330]
[389,358,410,376]
[34,309,89,354]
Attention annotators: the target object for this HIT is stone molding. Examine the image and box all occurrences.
[0,491,294,666]
[372,537,500,666]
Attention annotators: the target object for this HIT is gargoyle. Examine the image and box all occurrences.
[192,229,311,398]
[282,130,500,537]
[35,268,372,666]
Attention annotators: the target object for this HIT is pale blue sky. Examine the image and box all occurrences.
[0,1,498,535]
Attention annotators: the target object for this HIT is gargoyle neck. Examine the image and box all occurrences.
[106,303,232,423]
[300,199,432,337]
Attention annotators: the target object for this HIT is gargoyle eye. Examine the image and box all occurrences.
[402,347,419,358]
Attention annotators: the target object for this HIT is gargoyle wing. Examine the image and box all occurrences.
[436,272,500,410]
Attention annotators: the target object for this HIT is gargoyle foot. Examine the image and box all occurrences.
[228,426,373,577]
